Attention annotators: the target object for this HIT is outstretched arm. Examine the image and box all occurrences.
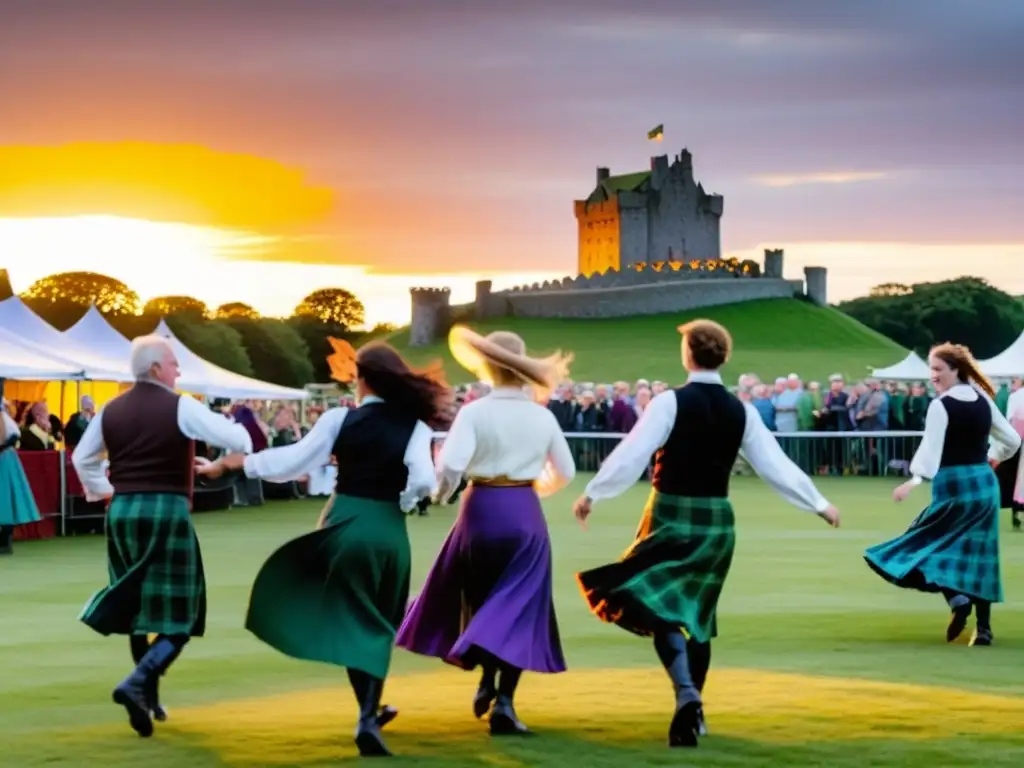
[177,396,254,454]
[243,408,347,482]
[740,402,831,514]
[400,421,436,512]
[583,391,675,504]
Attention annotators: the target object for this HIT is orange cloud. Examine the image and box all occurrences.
[0,142,335,232]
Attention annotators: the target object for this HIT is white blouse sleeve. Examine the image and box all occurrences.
[740,403,831,513]
[584,391,676,503]
[535,412,576,499]
[177,396,254,453]
[244,408,348,482]
[436,407,477,503]
[70,410,115,500]
[399,421,436,512]
[908,398,948,484]
[983,389,1022,463]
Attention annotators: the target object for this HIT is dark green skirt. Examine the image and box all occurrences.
[576,491,736,644]
[865,463,1003,602]
[245,494,411,679]
[79,493,206,637]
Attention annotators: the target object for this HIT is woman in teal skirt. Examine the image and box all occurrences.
[198,342,449,757]
[865,343,1021,646]
[1,406,42,555]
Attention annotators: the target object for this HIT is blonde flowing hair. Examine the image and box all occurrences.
[929,342,995,399]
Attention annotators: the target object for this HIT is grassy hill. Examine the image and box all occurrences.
[385,298,906,384]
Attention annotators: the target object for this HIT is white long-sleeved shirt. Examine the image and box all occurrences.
[584,370,831,514]
[243,397,435,513]
[1,411,19,445]
[436,387,576,501]
[72,391,254,500]
[908,383,1021,485]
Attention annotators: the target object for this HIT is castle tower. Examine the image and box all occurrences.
[763,248,784,278]
[409,287,451,346]
[804,267,828,306]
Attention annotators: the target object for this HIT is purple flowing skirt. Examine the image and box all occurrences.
[396,484,566,673]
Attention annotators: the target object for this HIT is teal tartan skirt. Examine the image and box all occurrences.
[864,463,1003,603]
[0,449,42,526]
[576,491,736,644]
[79,493,207,637]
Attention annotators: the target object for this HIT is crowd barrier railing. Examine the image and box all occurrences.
[428,430,927,478]
[16,431,926,540]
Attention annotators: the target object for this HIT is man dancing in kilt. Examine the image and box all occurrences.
[866,343,1021,646]
[72,335,254,737]
[573,320,840,748]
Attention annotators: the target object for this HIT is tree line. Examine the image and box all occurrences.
[838,276,1024,359]
[4,271,395,388]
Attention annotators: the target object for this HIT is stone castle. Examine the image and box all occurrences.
[409,149,828,347]
[575,149,723,276]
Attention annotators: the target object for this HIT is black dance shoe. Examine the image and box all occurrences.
[946,602,973,642]
[376,705,398,728]
[489,695,532,736]
[970,629,993,647]
[668,700,701,748]
[354,677,392,757]
[473,682,497,719]
[697,707,708,736]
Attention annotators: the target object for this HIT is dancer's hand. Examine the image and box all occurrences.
[573,495,592,529]
[818,505,840,528]
[989,457,999,469]
[195,457,224,479]
[892,482,913,502]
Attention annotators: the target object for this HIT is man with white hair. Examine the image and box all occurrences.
[72,334,254,738]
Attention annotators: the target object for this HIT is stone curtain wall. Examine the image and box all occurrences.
[408,250,828,345]
[502,277,804,319]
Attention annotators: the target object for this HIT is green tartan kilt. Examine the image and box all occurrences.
[864,463,1003,603]
[576,491,736,644]
[245,494,411,680]
[79,493,206,637]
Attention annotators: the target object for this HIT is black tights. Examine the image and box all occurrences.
[653,628,712,697]
[942,590,993,632]
[478,650,522,698]
[0,525,13,552]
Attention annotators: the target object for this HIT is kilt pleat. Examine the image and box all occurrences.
[79,493,206,637]
[864,463,1003,603]
[576,491,735,643]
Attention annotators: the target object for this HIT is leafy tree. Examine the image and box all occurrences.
[840,276,1024,358]
[369,322,397,336]
[870,283,912,297]
[287,316,356,383]
[165,315,253,376]
[293,287,365,329]
[223,317,313,387]
[143,295,209,318]
[214,301,260,320]
[0,269,13,300]
[21,271,140,315]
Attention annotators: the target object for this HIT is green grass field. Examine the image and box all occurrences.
[3,476,1022,767]
[386,299,906,384]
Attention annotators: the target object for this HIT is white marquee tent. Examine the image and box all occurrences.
[871,351,931,380]
[0,327,85,380]
[978,329,1024,378]
[63,305,132,361]
[151,319,308,400]
[0,296,132,381]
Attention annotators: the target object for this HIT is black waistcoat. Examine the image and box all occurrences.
[938,394,991,468]
[651,383,747,497]
[333,402,418,501]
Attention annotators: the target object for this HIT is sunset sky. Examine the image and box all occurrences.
[1,1,1022,326]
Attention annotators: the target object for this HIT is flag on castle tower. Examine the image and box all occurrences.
[647,124,664,142]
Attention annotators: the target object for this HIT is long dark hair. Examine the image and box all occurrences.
[356,342,452,428]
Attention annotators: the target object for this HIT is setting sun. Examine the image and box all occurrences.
[0,214,567,327]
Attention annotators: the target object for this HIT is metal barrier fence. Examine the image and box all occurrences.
[429,430,926,478]
[50,431,925,532]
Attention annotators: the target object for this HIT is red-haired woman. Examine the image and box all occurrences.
[866,343,1021,646]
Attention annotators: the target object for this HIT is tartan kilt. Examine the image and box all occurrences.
[79,493,207,637]
[864,463,1003,603]
[576,491,735,644]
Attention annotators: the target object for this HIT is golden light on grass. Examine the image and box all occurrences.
[39,667,1024,765]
